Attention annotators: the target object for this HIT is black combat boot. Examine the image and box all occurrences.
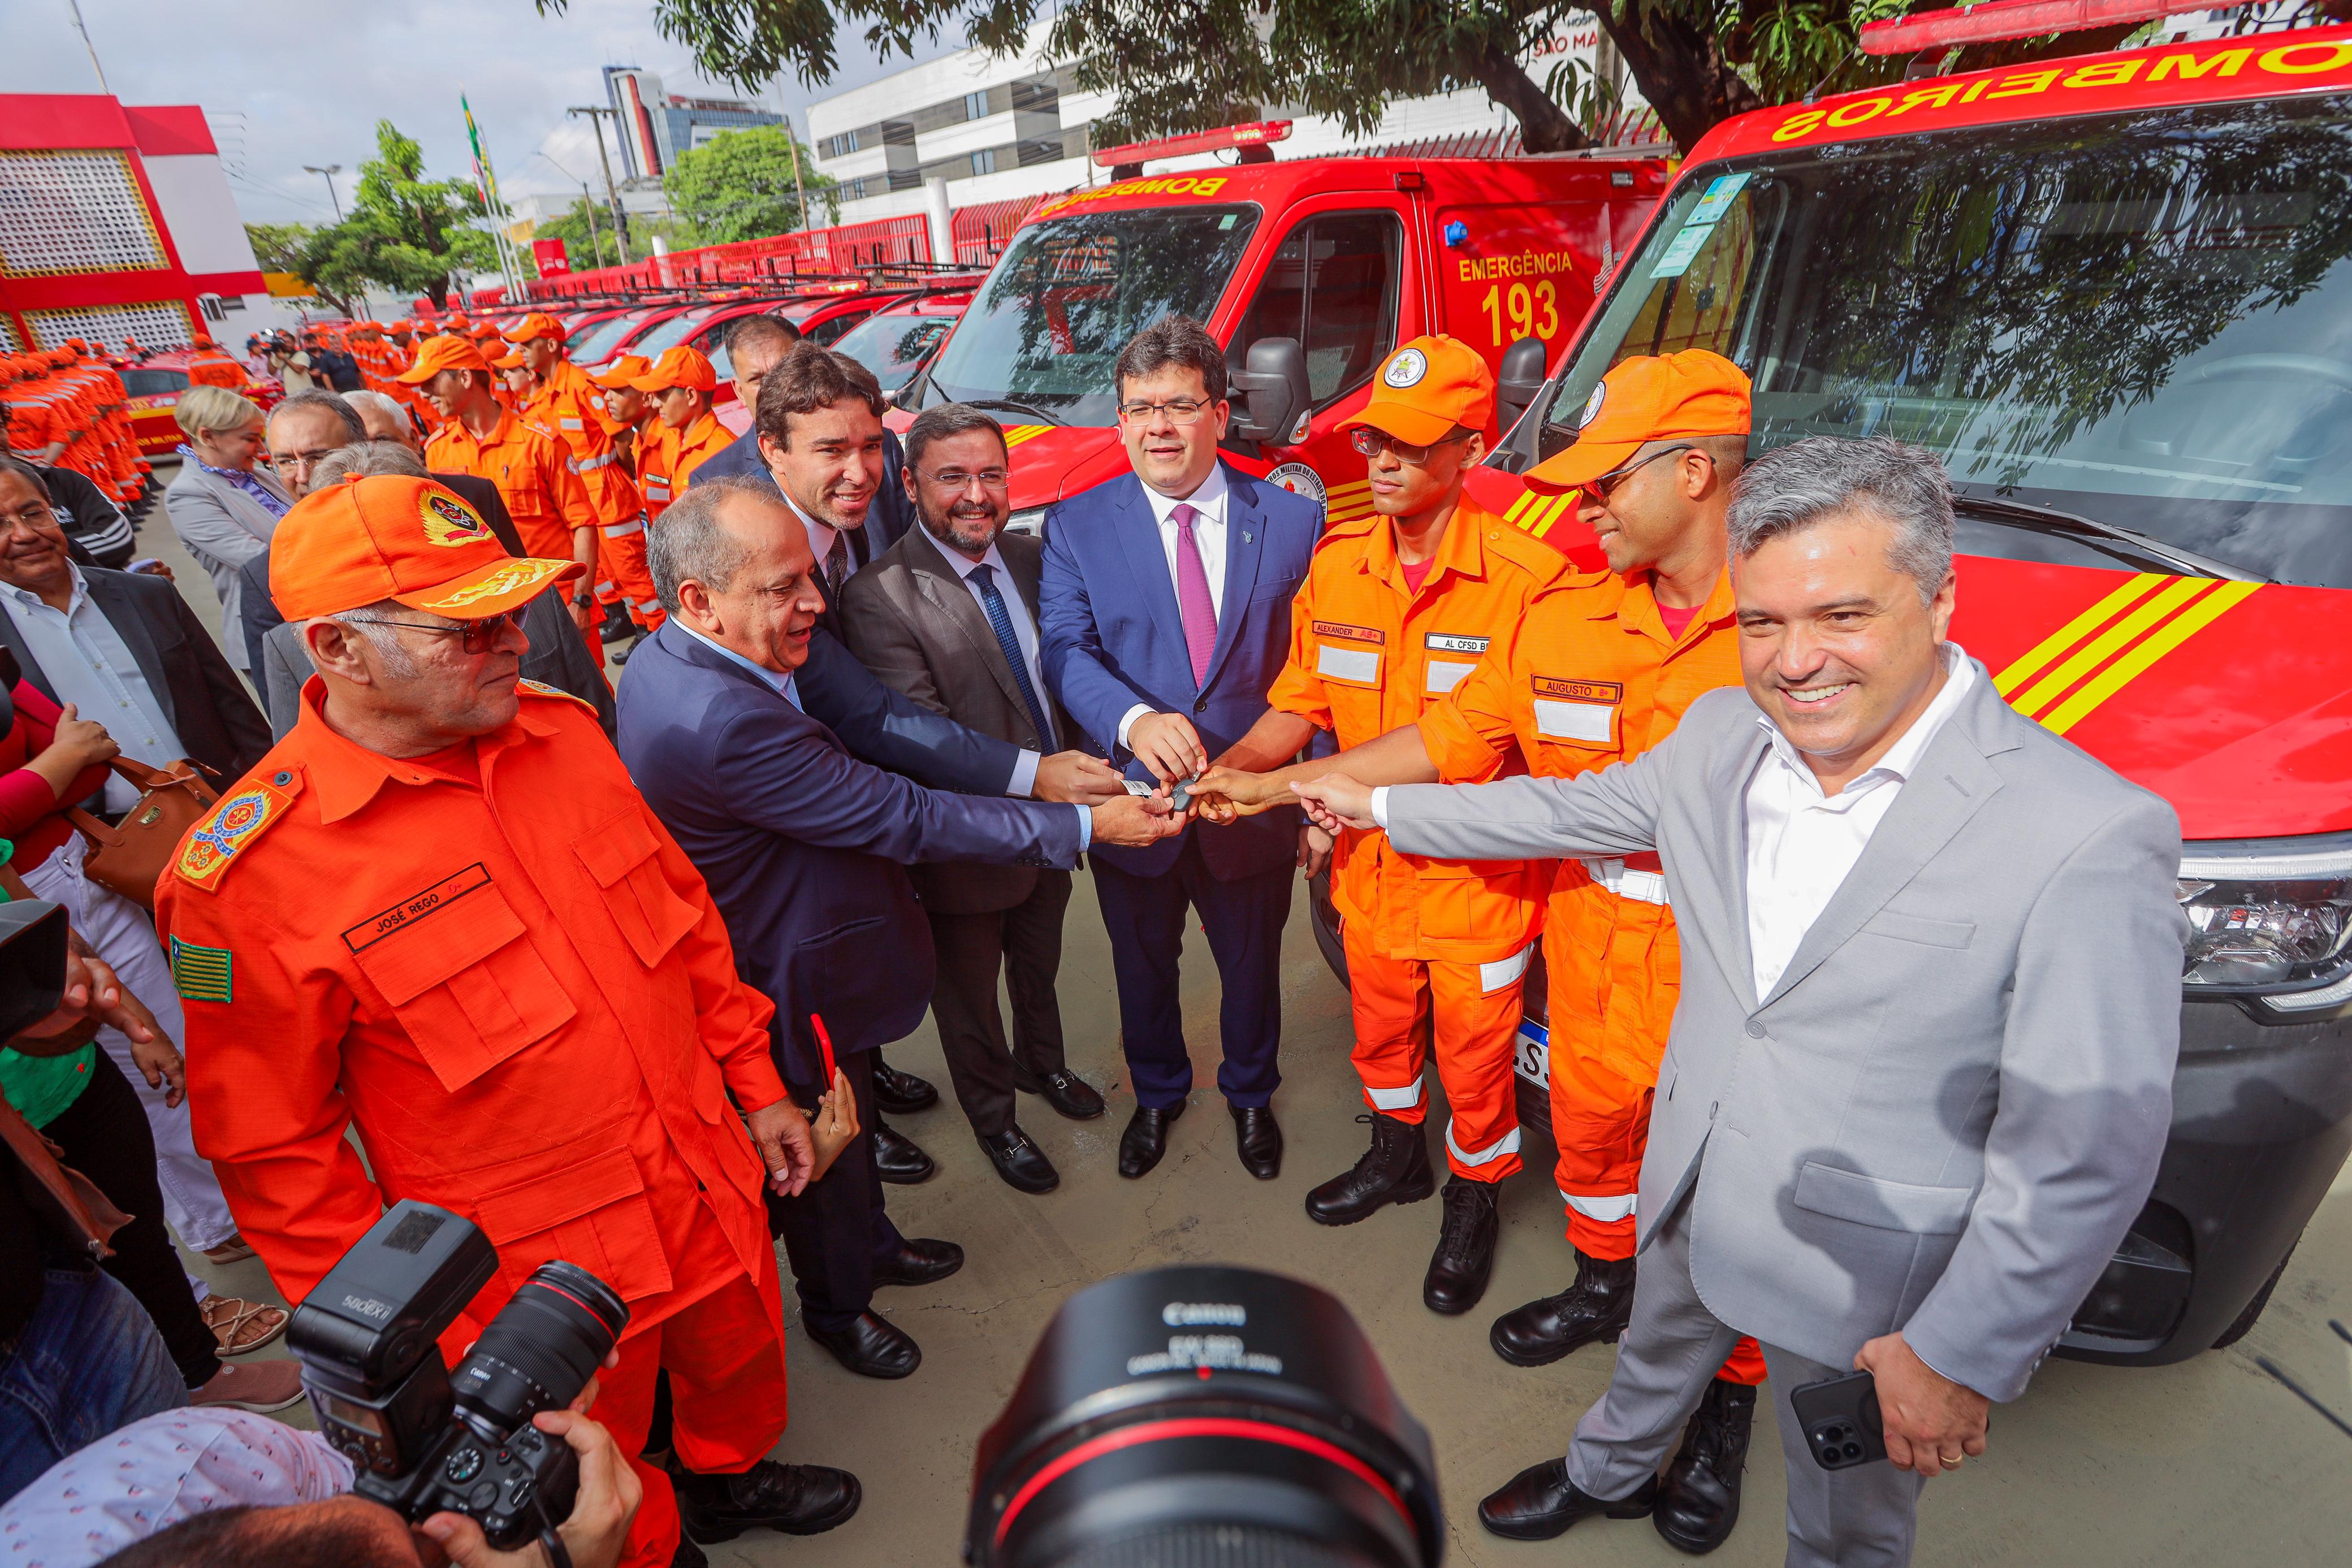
[1488,1248,1636,1366]
[1423,1177,1501,1314]
[1654,1376,1757,1554]
[1304,1113,1434,1225]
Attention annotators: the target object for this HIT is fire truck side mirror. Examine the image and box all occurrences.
[1496,336,1551,439]
[1230,337,1310,448]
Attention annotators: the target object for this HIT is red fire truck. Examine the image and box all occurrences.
[1439,23,2352,1365]
[898,127,1677,525]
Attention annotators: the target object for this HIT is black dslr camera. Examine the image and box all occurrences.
[287,1201,628,1550]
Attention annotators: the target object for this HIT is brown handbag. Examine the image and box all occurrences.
[65,757,219,909]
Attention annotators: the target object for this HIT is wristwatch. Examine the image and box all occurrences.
[572,591,595,609]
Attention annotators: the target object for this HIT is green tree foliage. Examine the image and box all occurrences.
[661,125,840,243]
[528,197,619,272]
[287,122,501,305]
[576,0,2152,157]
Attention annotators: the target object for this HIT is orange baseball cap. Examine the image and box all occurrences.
[1345,335,1495,446]
[500,312,564,345]
[394,335,491,383]
[1525,350,1751,493]
[491,344,527,370]
[630,345,717,393]
[589,354,652,390]
[270,474,583,621]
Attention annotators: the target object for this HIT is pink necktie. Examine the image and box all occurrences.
[1170,502,1218,686]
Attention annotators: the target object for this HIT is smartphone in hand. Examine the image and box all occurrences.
[1790,1370,1887,1470]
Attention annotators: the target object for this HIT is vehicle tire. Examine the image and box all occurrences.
[2211,1240,2298,1350]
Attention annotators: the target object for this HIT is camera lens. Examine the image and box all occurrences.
[968,1266,1442,1568]
[450,1261,628,1444]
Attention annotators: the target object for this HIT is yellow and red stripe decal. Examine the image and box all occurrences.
[1324,478,1376,527]
[1501,487,1577,540]
[1001,425,1053,450]
[1994,572,2262,735]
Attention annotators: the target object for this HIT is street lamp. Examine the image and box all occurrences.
[302,164,343,220]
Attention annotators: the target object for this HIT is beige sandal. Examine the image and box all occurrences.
[201,1294,289,1356]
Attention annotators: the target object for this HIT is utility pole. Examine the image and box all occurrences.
[781,111,810,233]
[302,164,343,220]
[580,181,606,269]
[567,106,632,263]
[66,0,109,93]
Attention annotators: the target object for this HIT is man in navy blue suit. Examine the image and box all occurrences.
[1039,317,1323,1182]
[693,333,1127,1149]
[618,474,1179,1380]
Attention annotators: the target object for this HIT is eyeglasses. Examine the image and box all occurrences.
[1350,427,1472,465]
[1586,443,1701,502]
[1116,398,1214,426]
[918,466,1010,492]
[340,607,528,655]
[270,448,341,475]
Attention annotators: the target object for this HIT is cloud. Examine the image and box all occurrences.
[5,0,954,225]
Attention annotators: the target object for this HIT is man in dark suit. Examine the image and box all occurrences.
[617,474,1179,1378]
[1039,317,1323,1182]
[714,341,1125,1147]
[0,456,269,790]
[842,406,1109,1195]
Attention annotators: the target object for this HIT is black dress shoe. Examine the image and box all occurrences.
[1230,1103,1282,1180]
[671,1454,862,1541]
[1655,1376,1757,1554]
[872,1234,965,1288]
[1305,1113,1434,1225]
[871,1120,936,1185]
[980,1125,1061,1193]
[1489,1249,1637,1367]
[672,1534,707,1567]
[1118,1102,1184,1179]
[871,1056,940,1115]
[1424,1177,1501,1315]
[1014,1067,1106,1120]
[806,1311,920,1379]
[1478,1457,1658,1541]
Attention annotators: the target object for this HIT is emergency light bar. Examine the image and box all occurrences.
[1858,0,2232,54]
[1092,120,1293,171]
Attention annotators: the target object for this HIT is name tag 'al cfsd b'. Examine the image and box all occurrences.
[1314,620,1383,685]
[1425,632,1488,695]
[1532,676,1622,746]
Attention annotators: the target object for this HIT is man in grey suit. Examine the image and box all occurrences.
[1295,436,2187,1566]
[841,405,1117,1195]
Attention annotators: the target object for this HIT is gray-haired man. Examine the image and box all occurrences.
[1295,436,2187,1566]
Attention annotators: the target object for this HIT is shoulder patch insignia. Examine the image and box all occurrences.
[168,935,232,1003]
[517,678,599,716]
[175,773,300,893]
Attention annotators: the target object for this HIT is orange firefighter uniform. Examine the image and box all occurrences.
[156,475,796,1568]
[630,346,733,521]
[505,312,661,629]
[1266,337,1562,1180]
[1417,349,1764,1385]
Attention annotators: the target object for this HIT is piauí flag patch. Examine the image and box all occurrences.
[169,936,232,1003]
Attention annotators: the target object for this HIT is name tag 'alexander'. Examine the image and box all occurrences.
[1314,621,1384,685]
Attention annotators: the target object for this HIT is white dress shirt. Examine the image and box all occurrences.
[780,487,844,583]
[2,566,188,812]
[934,537,1055,796]
[1744,642,1977,997]
[1117,462,1230,751]
[0,1409,351,1568]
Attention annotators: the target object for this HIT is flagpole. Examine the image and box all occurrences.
[461,90,525,300]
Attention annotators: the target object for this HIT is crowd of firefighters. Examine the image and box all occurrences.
[0,341,156,515]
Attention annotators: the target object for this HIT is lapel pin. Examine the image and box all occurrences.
[1243,531,1253,543]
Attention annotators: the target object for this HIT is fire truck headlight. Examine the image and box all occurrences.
[1006,506,1048,538]
[2177,839,2352,1012]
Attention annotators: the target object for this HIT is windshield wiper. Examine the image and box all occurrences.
[963,397,1066,428]
[1953,494,2266,583]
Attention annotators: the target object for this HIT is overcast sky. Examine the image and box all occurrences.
[5,0,958,224]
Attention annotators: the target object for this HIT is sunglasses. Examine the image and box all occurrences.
[341,606,528,655]
[1586,443,1700,502]
[1350,427,1473,464]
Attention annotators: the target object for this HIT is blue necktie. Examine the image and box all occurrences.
[969,564,1055,751]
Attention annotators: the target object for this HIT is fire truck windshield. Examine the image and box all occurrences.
[922,205,1260,425]
[1550,94,2352,589]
